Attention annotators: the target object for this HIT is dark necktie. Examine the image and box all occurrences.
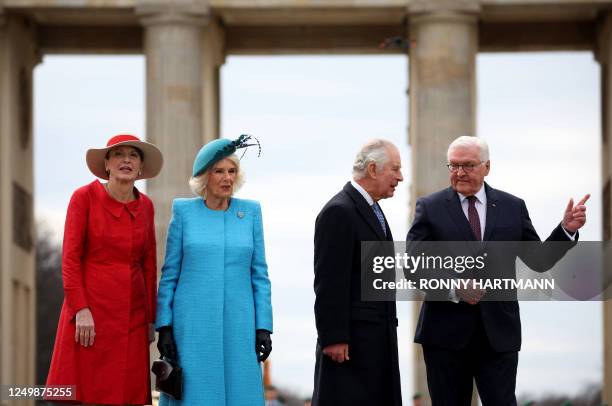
[467,195,481,241]
[371,202,387,236]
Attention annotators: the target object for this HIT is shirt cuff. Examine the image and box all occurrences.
[561,224,577,241]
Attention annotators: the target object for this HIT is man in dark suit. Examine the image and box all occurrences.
[312,139,404,406]
[407,136,589,405]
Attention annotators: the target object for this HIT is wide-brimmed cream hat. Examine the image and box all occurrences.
[86,134,163,180]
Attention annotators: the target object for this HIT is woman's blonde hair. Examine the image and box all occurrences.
[188,154,245,198]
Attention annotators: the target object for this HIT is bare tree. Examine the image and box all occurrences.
[518,383,603,406]
[35,223,63,387]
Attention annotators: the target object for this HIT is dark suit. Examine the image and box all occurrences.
[312,182,402,406]
[407,183,576,405]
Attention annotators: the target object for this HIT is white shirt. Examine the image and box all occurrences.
[351,180,374,206]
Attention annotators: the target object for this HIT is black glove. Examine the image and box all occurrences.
[157,326,178,361]
[255,329,272,362]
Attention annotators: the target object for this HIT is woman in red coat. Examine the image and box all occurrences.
[46,134,164,405]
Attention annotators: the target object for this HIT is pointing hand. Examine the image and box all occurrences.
[562,194,590,233]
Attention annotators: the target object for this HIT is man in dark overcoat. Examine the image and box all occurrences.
[312,139,404,406]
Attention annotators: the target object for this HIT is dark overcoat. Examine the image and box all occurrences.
[312,182,402,406]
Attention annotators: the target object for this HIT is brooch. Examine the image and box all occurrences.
[237,211,245,219]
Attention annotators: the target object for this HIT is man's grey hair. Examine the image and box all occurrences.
[447,136,490,162]
[352,139,395,180]
[188,153,245,198]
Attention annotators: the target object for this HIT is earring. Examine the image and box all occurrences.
[138,169,142,176]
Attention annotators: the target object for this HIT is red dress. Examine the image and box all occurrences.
[46,180,157,405]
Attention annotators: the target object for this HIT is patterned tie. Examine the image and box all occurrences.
[371,202,387,236]
[467,195,481,241]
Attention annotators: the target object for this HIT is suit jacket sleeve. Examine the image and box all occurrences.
[251,202,273,332]
[406,198,432,242]
[61,188,90,319]
[314,204,353,347]
[518,198,578,271]
[155,199,183,329]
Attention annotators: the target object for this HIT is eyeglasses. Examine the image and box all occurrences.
[446,162,483,173]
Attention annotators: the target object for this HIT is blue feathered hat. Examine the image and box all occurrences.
[192,134,260,177]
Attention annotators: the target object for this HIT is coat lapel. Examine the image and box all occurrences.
[383,215,394,241]
[93,180,124,219]
[483,183,499,241]
[343,182,386,240]
[444,187,477,241]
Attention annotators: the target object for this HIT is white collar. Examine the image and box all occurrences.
[350,179,375,206]
[457,183,486,204]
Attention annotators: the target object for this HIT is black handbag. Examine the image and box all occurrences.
[152,356,183,400]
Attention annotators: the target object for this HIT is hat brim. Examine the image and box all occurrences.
[86,140,163,180]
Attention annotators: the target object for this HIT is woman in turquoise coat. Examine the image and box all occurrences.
[156,135,273,406]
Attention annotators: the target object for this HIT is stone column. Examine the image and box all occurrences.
[202,17,224,144]
[407,0,480,402]
[137,1,209,270]
[0,10,4,394]
[596,12,612,402]
[0,9,39,406]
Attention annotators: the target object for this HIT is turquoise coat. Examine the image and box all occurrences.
[156,197,273,406]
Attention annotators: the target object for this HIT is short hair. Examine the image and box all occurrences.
[447,136,489,162]
[352,139,396,180]
[188,154,245,198]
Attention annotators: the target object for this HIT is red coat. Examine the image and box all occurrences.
[46,180,157,405]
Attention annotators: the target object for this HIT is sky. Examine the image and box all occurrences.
[34,51,602,399]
